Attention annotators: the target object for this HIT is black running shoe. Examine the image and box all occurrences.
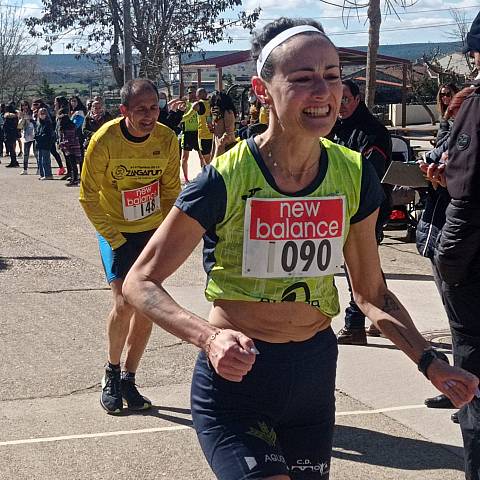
[121,378,152,411]
[100,366,123,415]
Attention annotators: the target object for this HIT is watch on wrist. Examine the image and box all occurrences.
[418,348,449,379]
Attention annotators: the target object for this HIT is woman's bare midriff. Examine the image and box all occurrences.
[208,299,332,343]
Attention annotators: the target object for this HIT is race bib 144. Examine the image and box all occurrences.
[242,196,345,278]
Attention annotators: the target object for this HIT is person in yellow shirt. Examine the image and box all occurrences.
[79,78,180,414]
[182,88,213,163]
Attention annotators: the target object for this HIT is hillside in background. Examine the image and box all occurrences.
[34,41,462,84]
[351,41,463,61]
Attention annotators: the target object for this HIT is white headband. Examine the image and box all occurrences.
[256,25,324,76]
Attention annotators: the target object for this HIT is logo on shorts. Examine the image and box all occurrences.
[291,459,329,475]
[244,457,257,470]
[246,421,277,447]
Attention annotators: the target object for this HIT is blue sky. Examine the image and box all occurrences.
[16,0,480,53]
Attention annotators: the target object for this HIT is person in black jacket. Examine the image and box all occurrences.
[34,108,55,179]
[157,91,185,134]
[417,87,475,415]
[4,104,20,168]
[331,79,392,345]
[432,14,480,480]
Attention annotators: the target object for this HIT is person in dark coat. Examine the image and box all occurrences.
[82,99,112,150]
[331,79,392,345]
[417,87,475,416]
[34,108,55,179]
[4,104,20,168]
[429,12,480,480]
[157,91,185,134]
[57,109,82,186]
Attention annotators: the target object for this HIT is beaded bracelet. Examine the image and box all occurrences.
[204,329,223,356]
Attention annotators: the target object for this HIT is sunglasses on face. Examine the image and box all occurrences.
[440,92,452,97]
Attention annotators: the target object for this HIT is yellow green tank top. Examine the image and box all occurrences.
[205,138,362,319]
[182,101,198,132]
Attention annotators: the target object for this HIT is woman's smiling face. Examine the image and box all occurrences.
[258,34,342,138]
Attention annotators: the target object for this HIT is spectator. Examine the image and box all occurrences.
[433,15,480,478]
[332,79,392,345]
[4,104,20,168]
[82,99,113,150]
[57,108,82,186]
[157,91,184,133]
[19,101,36,175]
[34,107,55,180]
[0,103,5,161]
[418,87,476,415]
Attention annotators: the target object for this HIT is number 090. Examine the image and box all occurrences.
[281,240,331,273]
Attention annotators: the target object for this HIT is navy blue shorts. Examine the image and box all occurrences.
[191,328,338,480]
[97,229,155,284]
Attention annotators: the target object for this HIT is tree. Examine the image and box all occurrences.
[319,0,416,109]
[36,78,57,104]
[26,0,260,88]
[446,9,476,75]
[0,5,39,102]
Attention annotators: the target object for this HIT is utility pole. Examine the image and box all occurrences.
[123,0,133,83]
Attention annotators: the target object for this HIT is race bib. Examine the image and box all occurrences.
[121,181,160,221]
[242,197,345,278]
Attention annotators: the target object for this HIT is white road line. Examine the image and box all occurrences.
[0,404,427,447]
[336,404,426,416]
[0,425,192,447]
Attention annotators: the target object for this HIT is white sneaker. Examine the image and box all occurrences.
[20,170,28,175]
[39,176,46,180]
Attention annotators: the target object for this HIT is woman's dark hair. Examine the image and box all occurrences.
[342,79,360,98]
[445,86,475,120]
[58,111,75,129]
[6,104,16,114]
[251,17,330,81]
[210,91,237,116]
[70,95,87,114]
[436,83,459,118]
[55,96,70,111]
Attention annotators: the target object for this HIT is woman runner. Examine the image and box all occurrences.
[123,18,478,480]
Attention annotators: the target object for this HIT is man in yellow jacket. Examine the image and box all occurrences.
[79,78,180,414]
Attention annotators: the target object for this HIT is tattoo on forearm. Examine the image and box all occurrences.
[382,294,401,314]
[143,284,164,313]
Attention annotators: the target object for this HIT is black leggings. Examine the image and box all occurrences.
[50,144,64,168]
[23,141,34,170]
[64,154,79,182]
[5,139,17,165]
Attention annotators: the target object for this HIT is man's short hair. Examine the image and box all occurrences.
[342,79,360,98]
[197,88,207,98]
[120,79,159,107]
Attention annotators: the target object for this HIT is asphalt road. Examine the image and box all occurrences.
[0,156,466,480]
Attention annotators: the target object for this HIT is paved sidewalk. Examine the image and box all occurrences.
[0,157,466,480]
